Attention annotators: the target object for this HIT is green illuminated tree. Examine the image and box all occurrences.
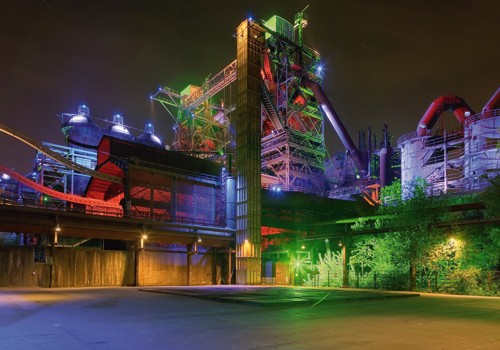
[348,176,500,295]
[353,178,448,290]
[480,175,500,218]
[307,242,344,287]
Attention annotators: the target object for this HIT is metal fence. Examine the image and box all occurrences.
[304,270,500,296]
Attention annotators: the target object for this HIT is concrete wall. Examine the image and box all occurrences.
[0,246,50,287]
[51,248,135,287]
[190,252,217,285]
[138,250,186,286]
[138,250,217,286]
[1,246,223,287]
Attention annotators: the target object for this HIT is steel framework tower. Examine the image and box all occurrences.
[260,13,326,196]
[152,62,236,155]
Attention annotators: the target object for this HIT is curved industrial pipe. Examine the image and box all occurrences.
[0,122,121,183]
[0,164,121,209]
[482,86,500,113]
[305,80,367,173]
[416,95,474,136]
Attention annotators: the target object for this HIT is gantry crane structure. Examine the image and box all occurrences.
[152,61,237,156]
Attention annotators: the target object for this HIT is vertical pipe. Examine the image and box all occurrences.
[443,130,448,194]
[380,147,388,187]
[226,176,236,229]
[368,127,372,176]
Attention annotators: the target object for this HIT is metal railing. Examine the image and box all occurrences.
[0,194,224,227]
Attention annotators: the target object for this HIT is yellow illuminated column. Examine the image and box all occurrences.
[235,19,264,285]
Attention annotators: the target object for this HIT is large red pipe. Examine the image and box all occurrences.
[482,86,500,113]
[416,95,474,136]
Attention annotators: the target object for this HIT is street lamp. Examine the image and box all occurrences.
[140,234,148,249]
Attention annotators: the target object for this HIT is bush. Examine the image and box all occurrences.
[440,268,481,295]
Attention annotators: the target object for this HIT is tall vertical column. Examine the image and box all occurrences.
[235,19,264,285]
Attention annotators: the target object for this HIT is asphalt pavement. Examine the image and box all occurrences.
[0,286,499,349]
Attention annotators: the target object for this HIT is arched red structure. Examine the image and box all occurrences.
[416,95,474,136]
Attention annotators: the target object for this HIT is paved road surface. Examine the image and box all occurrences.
[0,286,499,349]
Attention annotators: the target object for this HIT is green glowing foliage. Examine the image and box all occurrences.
[380,179,402,205]
[304,243,344,287]
[315,249,344,287]
[479,175,500,217]
[347,176,500,295]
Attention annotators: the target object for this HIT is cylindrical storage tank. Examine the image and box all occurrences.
[464,111,500,190]
[226,175,236,229]
[60,105,102,148]
[137,123,164,148]
[398,133,430,199]
[103,114,134,141]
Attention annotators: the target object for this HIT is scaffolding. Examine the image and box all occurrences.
[152,61,236,155]
[35,142,97,205]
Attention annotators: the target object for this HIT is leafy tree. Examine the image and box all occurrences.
[306,242,344,287]
[370,178,450,289]
[479,175,500,218]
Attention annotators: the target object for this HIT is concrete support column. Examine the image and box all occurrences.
[228,248,233,284]
[341,238,349,288]
[134,240,141,287]
[123,166,131,217]
[186,244,192,286]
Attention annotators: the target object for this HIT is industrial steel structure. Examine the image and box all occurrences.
[0,9,499,287]
[398,87,500,198]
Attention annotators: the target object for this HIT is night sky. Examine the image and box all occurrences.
[1,0,499,175]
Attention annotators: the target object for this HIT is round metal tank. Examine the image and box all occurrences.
[103,114,134,141]
[60,105,102,148]
[398,133,427,198]
[137,123,164,148]
[464,110,500,190]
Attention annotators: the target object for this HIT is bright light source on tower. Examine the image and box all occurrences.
[1,174,10,180]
